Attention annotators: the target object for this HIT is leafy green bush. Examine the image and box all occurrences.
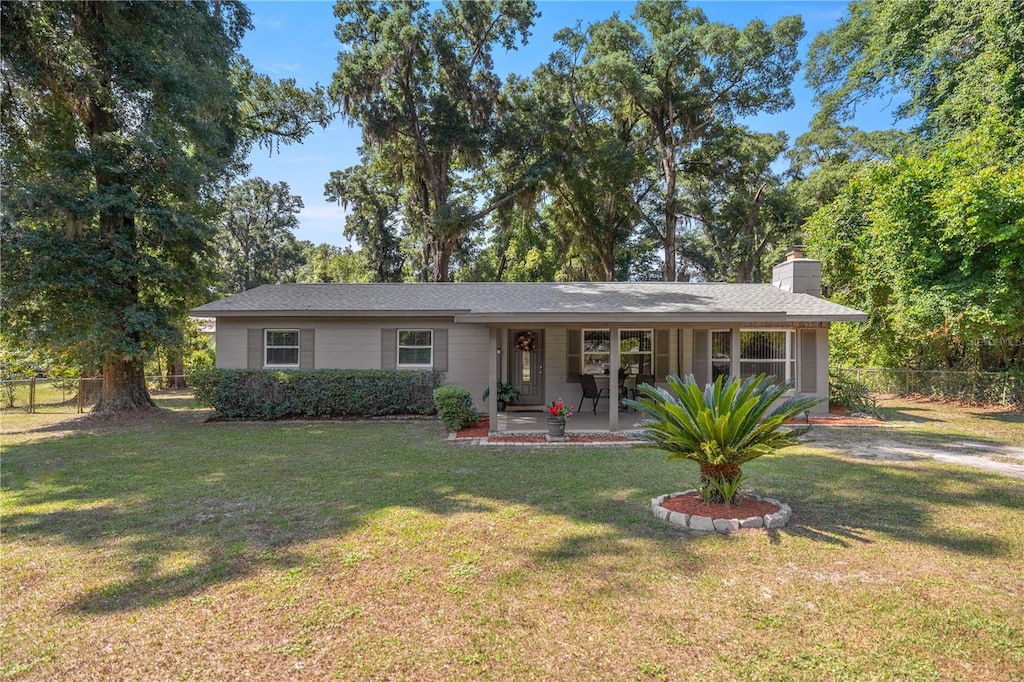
[432,385,479,432]
[191,368,443,420]
[829,369,880,416]
[626,374,820,504]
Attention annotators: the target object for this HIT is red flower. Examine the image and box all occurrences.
[546,400,573,419]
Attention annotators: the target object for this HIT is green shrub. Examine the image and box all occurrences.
[626,374,820,504]
[829,369,880,416]
[432,385,479,432]
[190,368,443,420]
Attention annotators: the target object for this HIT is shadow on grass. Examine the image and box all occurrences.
[3,418,1023,615]
[746,452,1024,555]
[2,420,679,615]
[972,409,1024,424]
[874,406,938,423]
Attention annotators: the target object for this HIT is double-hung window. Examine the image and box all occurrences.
[582,329,653,375]
[739,330,794,382]
[582,329,611,375]
[265,329,300,368]
[397,329,433,368]
[619,329,653,375]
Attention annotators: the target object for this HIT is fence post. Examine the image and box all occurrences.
[78,377,84,414]
[28,377,36,414]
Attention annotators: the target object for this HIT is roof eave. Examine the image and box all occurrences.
[188,308,466,318]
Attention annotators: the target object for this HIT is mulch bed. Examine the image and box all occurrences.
[457,417,491,438]
[660,493,779,520]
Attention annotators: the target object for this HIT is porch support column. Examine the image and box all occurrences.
[609,326,620,431]
[730,326,741,380]
[488,327,499,434]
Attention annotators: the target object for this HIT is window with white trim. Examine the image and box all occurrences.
[397,329,433,367]
[265,329,300,367]
[582,329,610,375]
[739,330,794,382]
[620,329,653,375]
[582,329,653,375]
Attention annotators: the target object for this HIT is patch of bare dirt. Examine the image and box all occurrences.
[805,417,1024,480]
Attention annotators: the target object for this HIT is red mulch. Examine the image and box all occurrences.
[660,493,779,520]
[457,417,491,438]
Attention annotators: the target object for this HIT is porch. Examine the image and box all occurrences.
[495,408,646,433]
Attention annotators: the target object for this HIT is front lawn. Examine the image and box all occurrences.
[2,399,1023,680]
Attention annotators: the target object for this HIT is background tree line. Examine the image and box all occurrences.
[3,0,1022,412]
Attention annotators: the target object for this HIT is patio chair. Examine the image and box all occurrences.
[631,374,656,400]
[579,374,610,414]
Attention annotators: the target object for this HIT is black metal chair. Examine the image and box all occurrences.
[579,374,610,414]
[631,374,656,400]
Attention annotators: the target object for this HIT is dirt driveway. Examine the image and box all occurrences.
[804,398,1024,480]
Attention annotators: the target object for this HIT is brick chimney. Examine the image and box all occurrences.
[772,245,821,297]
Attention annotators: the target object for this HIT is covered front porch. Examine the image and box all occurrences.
[478,318,830,435]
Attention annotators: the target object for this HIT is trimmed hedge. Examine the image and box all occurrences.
[432,385,479,432]
[191,368,444,420]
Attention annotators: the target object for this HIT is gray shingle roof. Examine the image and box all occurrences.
[191,282,866,322]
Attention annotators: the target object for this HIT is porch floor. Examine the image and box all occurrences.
[495,409,645,433]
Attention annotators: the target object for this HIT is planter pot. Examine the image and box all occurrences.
[497,399,507,412]
[546,417,566,438]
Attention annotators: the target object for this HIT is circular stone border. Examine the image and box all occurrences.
[650,490,792,533]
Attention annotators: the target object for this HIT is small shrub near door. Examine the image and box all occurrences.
[191,368,444,419]
[432,386,479,432]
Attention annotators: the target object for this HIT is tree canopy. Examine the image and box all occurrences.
[1,0,330,411]
[5,0,1022,393]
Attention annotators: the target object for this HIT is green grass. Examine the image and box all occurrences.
[2,398,1023,680]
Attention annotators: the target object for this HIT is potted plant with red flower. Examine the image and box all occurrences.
[546,399,573,438]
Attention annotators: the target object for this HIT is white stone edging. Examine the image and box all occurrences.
[650,490,792,533]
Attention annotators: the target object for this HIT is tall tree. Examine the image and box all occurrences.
[0,1,330,411]
[324,160,405,282]
[215,178,305,293]
[330,0,539,281]
[582,1,804,280]
[805,120,1024,371]
[680,127,800,283]
[1,1,251,411]
[806,0,1024,145]
[534,25,650,281]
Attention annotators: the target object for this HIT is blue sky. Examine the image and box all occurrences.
[241,1,896,247]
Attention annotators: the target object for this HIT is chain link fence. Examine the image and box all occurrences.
[836,367,1023,408]
[0,375,190,414]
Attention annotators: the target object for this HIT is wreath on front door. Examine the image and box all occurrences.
[515,330,538,352]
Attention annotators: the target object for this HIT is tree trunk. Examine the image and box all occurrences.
[698,462,742,504]
[663,211,677,281]
[600,248,615,282]
[736,182,768,283]
[166,352,186,390]
[433,241,452,282]
[94,357,156,412]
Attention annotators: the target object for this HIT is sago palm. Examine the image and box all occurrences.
[625,373,820,503]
